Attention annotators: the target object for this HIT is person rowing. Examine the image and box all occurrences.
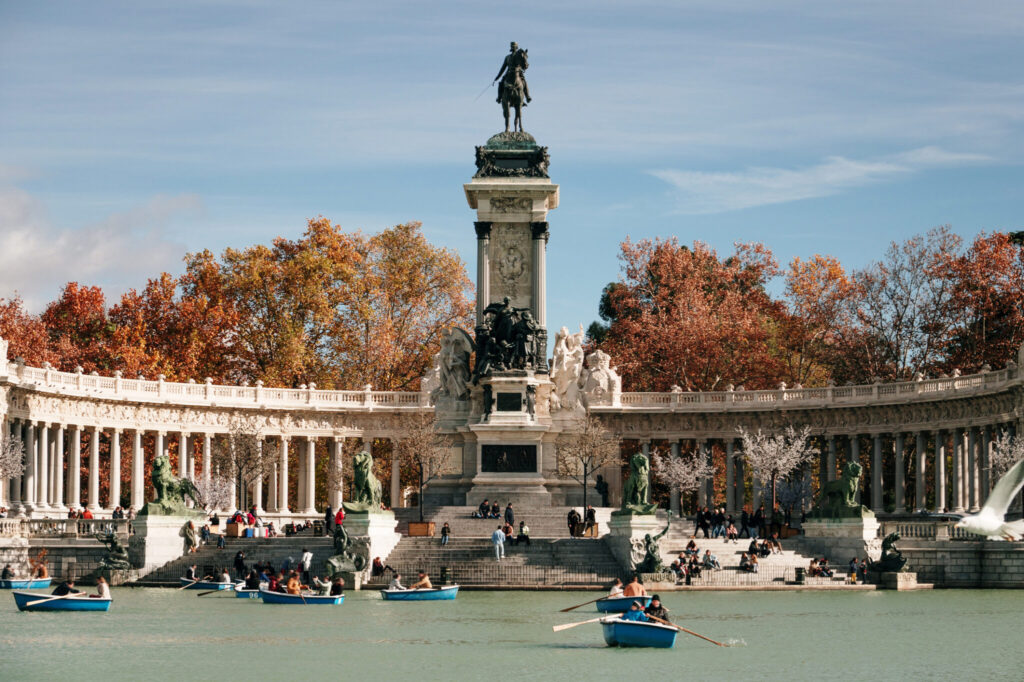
[622,574,647,597]
[644,594,670,623]
[244,569,261,591]
[620,600,650,622]
[52,579,83,596]
[608,578,624,597]
[409,571,432,589]
[389,572,406,590]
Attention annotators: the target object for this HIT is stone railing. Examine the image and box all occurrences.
[20,518,132,539]
[616,366,1018,411]
[880,519,975,541]
[1,359,429,412]
[0,518,22,537]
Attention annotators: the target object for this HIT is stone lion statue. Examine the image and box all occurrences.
[615,453,657,515]
[817,461,865,518]
[141,455,199,516]
[343,450,382,512]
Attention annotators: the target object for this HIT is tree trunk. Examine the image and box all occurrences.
[418,467,424,523]
[770,473,777,518]
[582,464,588,512]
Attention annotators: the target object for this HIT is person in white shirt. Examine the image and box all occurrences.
[94,576,111,599]
[220,569,231,583]
[389,573,406,590]
[300,548,314,583]
[491,526,505,561]
[608,578,624,597]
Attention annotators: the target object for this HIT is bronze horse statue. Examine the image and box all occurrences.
[500,66,526,133]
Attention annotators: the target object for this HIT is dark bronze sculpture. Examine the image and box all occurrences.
[636,518,671,573]
[92,532,131,570]
[815,462,870,518]
[140,454,199,516]
[614,453,658,515]
[493,42,530,133]
[472,297,546,382]
[868,532,908,573]
[326,522,368,575]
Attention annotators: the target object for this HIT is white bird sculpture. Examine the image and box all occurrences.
[955,458,1024,540]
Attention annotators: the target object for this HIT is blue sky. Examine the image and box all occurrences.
[1,1,1022,335]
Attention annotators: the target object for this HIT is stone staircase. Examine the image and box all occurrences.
[371,536,625,588]
[394,505,602,538]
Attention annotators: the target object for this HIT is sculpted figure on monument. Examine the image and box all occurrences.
[616,452,658,515]
[579,349,622,408]
[432,328,473,402]
[493,41,530,133]
[816,462,869,518]
[635,518,671,573]
[549,325,585,413]
[141,454,199,516]
[343,451,383,513]
[472,297,544,382]
[93,532,132,570]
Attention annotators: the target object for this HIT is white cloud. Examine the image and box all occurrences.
[650,146,993,214]
[0,184,199,310]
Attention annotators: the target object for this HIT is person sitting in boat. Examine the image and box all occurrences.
[621,601,650,622]
[219,568,232,584]
[32,561,49,579]
[312,576,331,595]
[644,595,670,623]
[244,569,261,590]
[2,564,14,580]
[93,576,111,599]
[184,564,198,581]
[410,571,432,589]
[286,572,307,595]
[52,579,82,596]
[622,574,647,597]
[389,572,406,590]
[608,578,624,597]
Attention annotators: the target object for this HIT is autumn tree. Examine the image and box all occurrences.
[41,282,112,373]
[591,238,785,391]
[737,425,816,513]
[394,412,457,522]
[555,414,622,509]
[0,296,54,366]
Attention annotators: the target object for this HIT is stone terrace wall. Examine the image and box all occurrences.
[902,540,1024,587]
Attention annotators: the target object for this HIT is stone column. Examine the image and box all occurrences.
[475,221,492,325]
[530,222,549,327]
[389,441,402,509]
[641,440,653,501]
[734,448,745,511]
[981,425,992,497]
[109,429,121,510]
[69,425,82,510]
[278,437,290,514]
[131,430,144,511]
[850,435,861,504]
[36,422,49,509]
[725,440,736,514]
[893,432,905,513]
[53,424,65,510]
[177,432,187,478]
[253,473,264,514]
[967,427,978,512]
[304,437,316,514]
[202,435,212,487]
[951,427,964,512]
[296,441,306,512]
[933,430,946,512]
[669,440,681,516]
[187,435,196,481]
[331,438,344,508]
[155,432,166,463]
[22,420,36,512]
[915,431,927,511]
[826,435,837,482]
[87,427,101,511]
[268,461,279,512]
[871,433,884,512]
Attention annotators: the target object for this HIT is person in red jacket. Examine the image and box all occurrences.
[335,507,345,526]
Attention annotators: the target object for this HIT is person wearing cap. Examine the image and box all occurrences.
[620,601,650,622]
[644,594,670,622]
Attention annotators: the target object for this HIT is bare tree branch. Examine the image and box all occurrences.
[0,433,25,480]
[737,425,816,512]
[555,415,621,508]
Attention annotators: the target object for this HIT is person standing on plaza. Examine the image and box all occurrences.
[752,506,765,539]
[325,506,334,535]
[504,502,515,527]
[233,550,247,578]
[491,525,505,561]
[300,548,313,584]
[585,505,597,538]
[740,508,751,538]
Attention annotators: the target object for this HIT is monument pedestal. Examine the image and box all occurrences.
[342,511,401,580]
[606,513,663,573]
[129,515,200,573]
[879,571,921,590]
[802,516,882,563]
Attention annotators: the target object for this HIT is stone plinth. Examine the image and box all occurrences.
[129,515,200,573]
[802,517,882,564]
[344,511,401,566]
[605,513,663,573]
[879,571,921,590]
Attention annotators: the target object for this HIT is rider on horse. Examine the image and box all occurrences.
[494,41,531,106]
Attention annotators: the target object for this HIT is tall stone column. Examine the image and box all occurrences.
[915,431,927,511]
[933,430,946,512]
[36,422,50,509]
[871,433,884,512]
[296,442,306,512]
[278,437,290,514]
[109,429,121,510]
[474,221,492,325]
[53,424,65,511]
[202,434,212,487]
[253,473,263,513]
[331,438,344,508]
[177,432,187,478]
[304,437,316,514]
[951,427,964,512]
[641,440,652,500]
[22,420,36,512]
[981,426,992,497]
[388,439,402,509]
[967,427,978,512]
[268,461,279,513]
[725,440,736,514]
[826,435,837,481]
[530,222,550,373]
[131,430,144,511]
[850,435,861,504]
[69,425,82,510]
[155,432,166,463]
[87,427,101,511]
[669,440,681,516]
[893,432,905,513]
[186,435,196,481]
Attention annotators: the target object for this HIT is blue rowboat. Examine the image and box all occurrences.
[0,578,52,590]
[13,590,112,612]
[595,595,652,613]
[180,577,234,590]
[380,585,459,601]
[234,589,261,599]
[258,588,344,605]
[600,617,678,648]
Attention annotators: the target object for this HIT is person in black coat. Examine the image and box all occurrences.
[504,503,515,527]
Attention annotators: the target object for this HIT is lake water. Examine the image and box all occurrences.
[2,588,1022,681]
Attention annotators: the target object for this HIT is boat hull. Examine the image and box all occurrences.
[380,585,459,601]
[258,588,344,605]
[234,589,261,599]
[595,595,652,613]
[13,590,111,612]
[0,578,52,590]
[180,578,234,590]
[600,618,678,648]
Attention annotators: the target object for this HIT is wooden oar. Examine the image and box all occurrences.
[178,575,212,590]
[646,614,728,647]
[25,592,81,607]
[552,616,604,632]
[559,595,606,612]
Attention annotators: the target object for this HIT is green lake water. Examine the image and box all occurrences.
[2,588,1022,681]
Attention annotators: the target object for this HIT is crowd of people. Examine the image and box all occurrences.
[692,505,792,541]
[608,576,672,623]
